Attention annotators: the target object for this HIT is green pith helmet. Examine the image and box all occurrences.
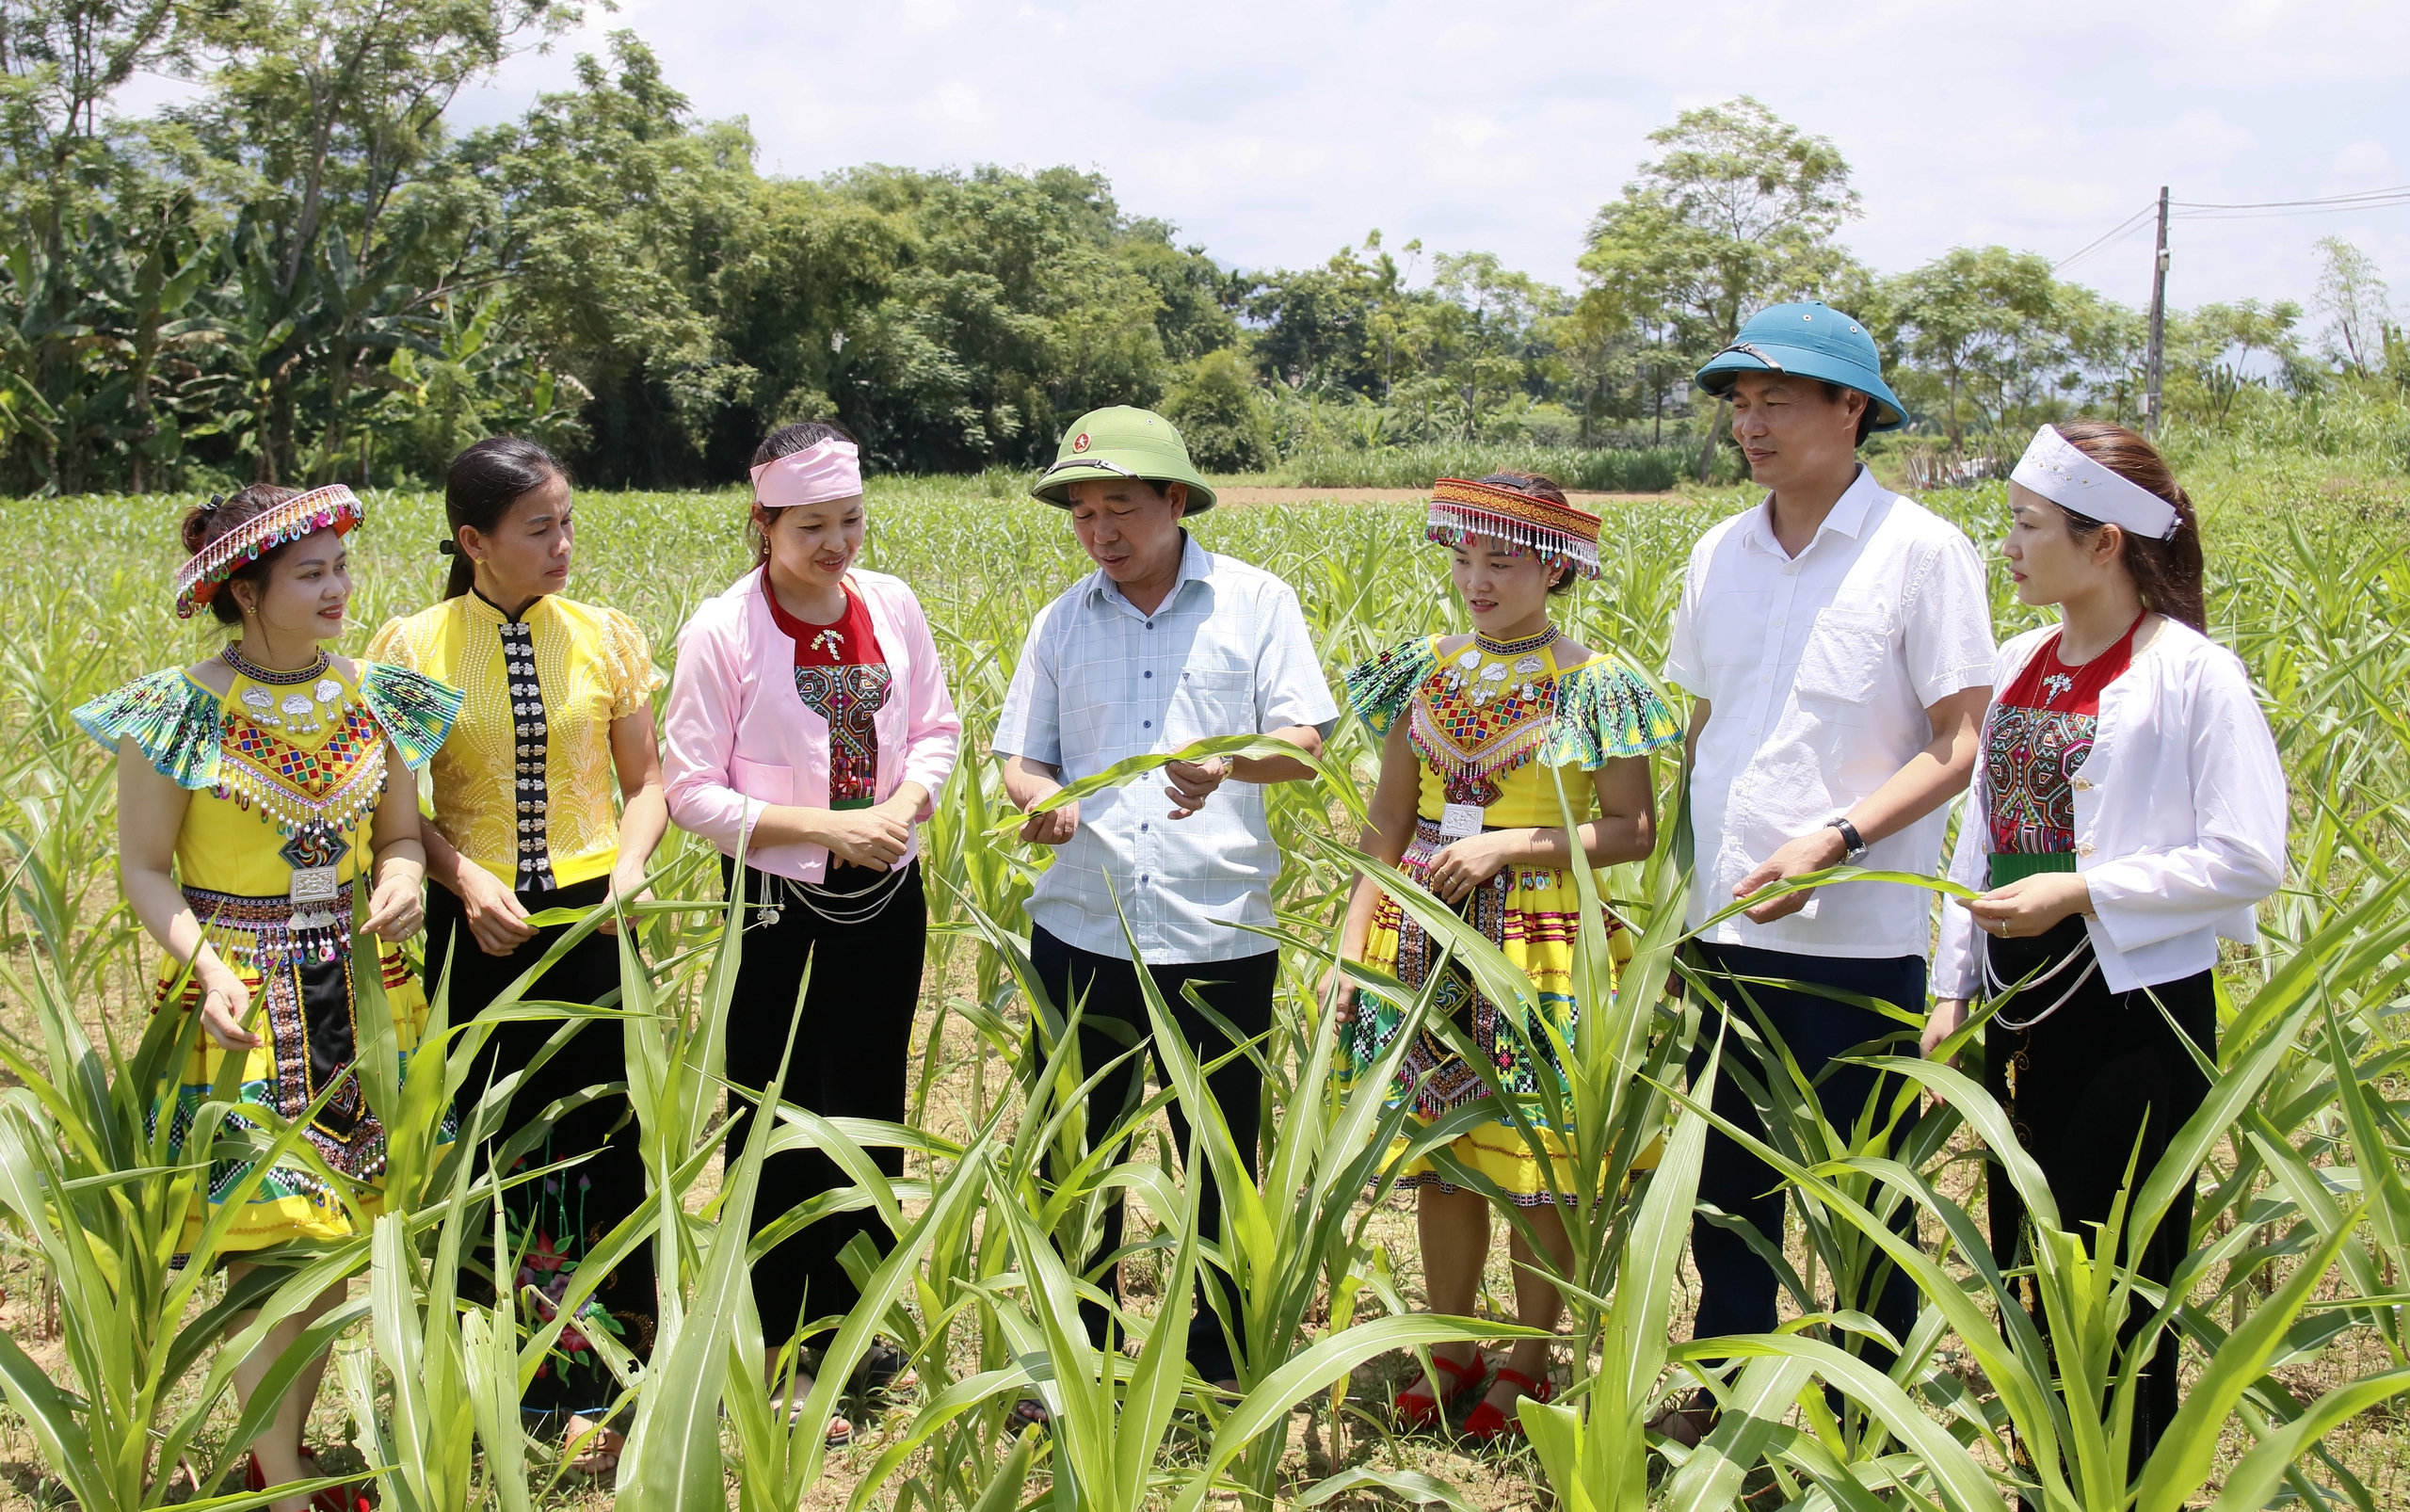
[1693,301,1906,432]
[1030,406,1218,513]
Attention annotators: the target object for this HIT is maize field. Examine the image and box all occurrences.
[0,453,2402,1510]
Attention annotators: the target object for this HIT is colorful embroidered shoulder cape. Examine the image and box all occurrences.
[1343,633,1679,776]
[75,662,461,787]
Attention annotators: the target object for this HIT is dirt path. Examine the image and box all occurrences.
[1211,485,1682,507]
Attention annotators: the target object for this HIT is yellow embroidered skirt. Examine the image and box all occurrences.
[1336,820,1637,1207]
[154,891,445,1263]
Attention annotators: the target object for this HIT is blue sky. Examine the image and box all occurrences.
[443,0,2408,325]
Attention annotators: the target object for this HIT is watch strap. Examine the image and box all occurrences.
[1831,816,1867,861]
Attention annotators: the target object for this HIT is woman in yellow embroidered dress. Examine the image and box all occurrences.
[1330,473,1679,1440]
[75,485,460,1512]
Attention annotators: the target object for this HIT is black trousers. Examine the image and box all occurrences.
[1686,941,1926,1370]
[428,872,655,1422]
[1982,917,2213,1490]
[1029,925,1277,1383]
[720,857,925,1348]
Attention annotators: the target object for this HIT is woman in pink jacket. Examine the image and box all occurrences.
[663,421,960,1440]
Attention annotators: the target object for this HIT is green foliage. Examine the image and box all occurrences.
[1163,348,1275,473]
[0,465,2403,1509]
[10,26,2404,493]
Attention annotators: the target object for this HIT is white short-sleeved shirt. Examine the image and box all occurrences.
[1665,467,1995,958]
[994,533,1341,965]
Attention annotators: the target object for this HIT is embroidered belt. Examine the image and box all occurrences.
[184,881,355,969]
[1986,851,2080,888]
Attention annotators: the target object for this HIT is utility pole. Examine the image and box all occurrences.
[2144,185,2170,438]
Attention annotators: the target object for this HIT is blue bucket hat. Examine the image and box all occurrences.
[1693,301,1905,433]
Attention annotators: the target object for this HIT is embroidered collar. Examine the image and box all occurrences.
[464,587,554,627]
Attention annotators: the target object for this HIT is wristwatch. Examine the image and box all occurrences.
[1828,816,1869,864]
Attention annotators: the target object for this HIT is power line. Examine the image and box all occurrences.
[2172,198,2410,224]
[2054,202,2159,273]
[2170,184,2410,211]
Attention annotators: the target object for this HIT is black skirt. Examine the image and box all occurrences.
[426,871,656,1424]
[1979,914,2213,1482]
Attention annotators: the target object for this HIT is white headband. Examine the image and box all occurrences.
[2009,425,2178,541]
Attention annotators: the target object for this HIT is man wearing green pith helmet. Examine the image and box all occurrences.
[1654,302,1996,1446]
[993,406,1340,1410]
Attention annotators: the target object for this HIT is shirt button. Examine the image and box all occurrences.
[1144,669,1152,679]
[2077,842,2096,857]
[1146,621,1154,630]
[1143,719,1152,729]
[1141,823,1149,832]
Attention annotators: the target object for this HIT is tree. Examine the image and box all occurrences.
[1243,232,1430,399]
[2312,235,2390,377]
[1884,246,2061,449]
[175,0,577,481]
[2165,298,2309,423]
[1163,346,1273,472]
[451,31,765,483]
[1580,96,1862,478]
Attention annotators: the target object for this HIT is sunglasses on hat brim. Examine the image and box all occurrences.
[1040,457,1141,480]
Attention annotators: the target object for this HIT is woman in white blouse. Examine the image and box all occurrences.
[1923,421,2286,1485]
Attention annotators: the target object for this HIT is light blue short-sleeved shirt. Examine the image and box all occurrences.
[994,533,1340,965]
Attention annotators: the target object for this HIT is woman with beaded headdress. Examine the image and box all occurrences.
[365,437,667,1477]
[74,484,461,1512]
[1328,473,1680,1440]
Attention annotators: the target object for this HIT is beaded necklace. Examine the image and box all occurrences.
[222,643,330,684]
[1473,626,1558,658]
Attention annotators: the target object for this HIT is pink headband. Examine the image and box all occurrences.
[750,439,862,507]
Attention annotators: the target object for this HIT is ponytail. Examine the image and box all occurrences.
[442,437,568,598]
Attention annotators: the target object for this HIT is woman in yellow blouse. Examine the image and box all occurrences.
[367,437,667,1476]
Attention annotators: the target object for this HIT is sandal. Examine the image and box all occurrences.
[777,1391,854,1449]
[1463,1365,1553,1440]
[848,1339,920,1397]
[562,1417,623,1479]
[1393,1348,1486,1429]
[245,1448,371,1512]
[1647,1387,1719,1449]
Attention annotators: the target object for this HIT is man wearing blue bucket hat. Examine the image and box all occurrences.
[1655,302,1995,1444]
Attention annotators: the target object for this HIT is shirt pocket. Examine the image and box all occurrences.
[1167,662,1256,742]
[1793,606,1890,707]
[729,755,796,805]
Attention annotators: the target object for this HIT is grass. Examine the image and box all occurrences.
[0,446,2402,1509]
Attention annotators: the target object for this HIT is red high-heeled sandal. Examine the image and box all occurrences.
[245,1445,372,1512]
[1392,1348,1486,1428]
[1463,1365,1553,1439]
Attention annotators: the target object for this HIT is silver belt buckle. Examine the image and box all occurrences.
[288,866,342,932]
[289,865,339,906]
[1438,802,1486,840]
